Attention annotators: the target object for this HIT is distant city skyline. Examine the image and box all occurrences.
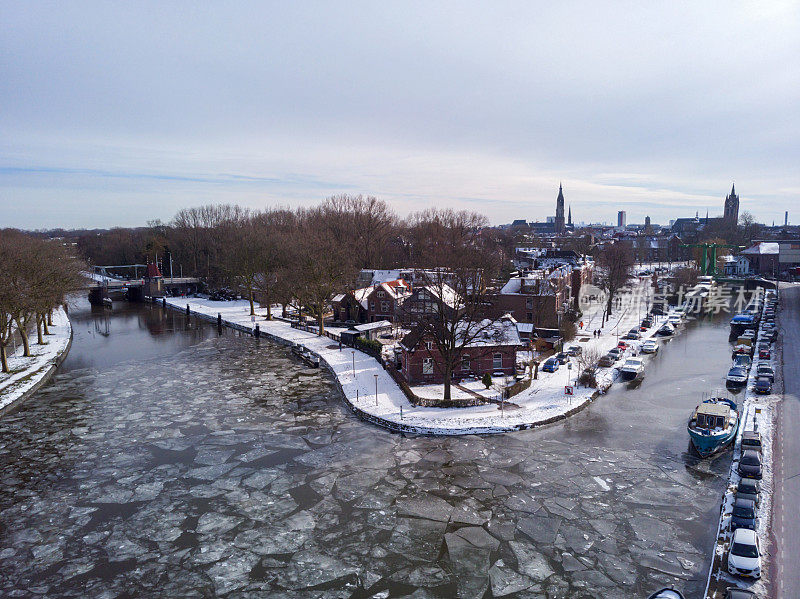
[1,2,798,229]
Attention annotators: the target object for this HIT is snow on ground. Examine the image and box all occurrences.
[0,307,72,412]
[704,292,777,598]
[165,277,689,435]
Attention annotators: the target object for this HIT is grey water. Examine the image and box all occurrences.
[0,299,735,598]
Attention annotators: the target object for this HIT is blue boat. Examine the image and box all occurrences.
[687,397,739,457]
[730,312,755,334]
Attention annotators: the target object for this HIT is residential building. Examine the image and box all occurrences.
[399,317,520,384]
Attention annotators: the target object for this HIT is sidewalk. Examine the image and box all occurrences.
[0,307,72,414]
[164,282,682,436]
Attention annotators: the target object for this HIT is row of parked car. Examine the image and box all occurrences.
[725,289,778,588]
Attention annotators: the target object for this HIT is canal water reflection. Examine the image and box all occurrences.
[0,300,734,598]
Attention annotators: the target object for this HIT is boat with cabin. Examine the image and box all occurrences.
[687,397,739,457]
[619,357,645,381]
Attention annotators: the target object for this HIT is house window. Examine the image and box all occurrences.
[377,290,385,298]
[425,341,434,351]
[526,312,533,321]
[370,302,375,311]
[493,353,503,370]
[525,298,533,309]
[462,355,470,371]
[423,358,433,374]
[381,301,390,313]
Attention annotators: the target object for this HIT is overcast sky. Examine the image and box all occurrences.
[1,1,798,229]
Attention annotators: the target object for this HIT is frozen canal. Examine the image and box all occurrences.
[0,300,737,598]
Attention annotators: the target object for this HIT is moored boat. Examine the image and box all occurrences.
[730,312,755,334]
[688,397,739,457]
[656,322,675,336]
[619,357,645,381]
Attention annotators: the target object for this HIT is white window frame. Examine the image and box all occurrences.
[422,357,433,374]
[493,352,503,369]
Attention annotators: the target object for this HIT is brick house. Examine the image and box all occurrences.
[363,280,411,322]
[398,284,460,325]
[399,317,520,384]
[493,266,579,328]
[332,280,411,323]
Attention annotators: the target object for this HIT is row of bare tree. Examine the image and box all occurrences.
[0,231,85,373]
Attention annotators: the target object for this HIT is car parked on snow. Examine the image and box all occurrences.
[727,527,761,579]
[625,328,641,340]
[733,354,752,369]
[738,450,763,480]
[755,364,774,381]
[758,347,771,360]
[565,344,582,356]
[598,354,616,368]
[554,352,570,364]
[542,357,560,372]
[723,586,757,599]
[741,430,762,453]
[736,477,759,506]
[754,376,772,394]
[730,497,757,531]
[607,348,623,361]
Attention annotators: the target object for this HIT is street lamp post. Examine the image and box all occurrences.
[374,374,379,406]
[352,351,355,376]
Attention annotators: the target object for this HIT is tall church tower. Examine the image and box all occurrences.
[724,183,739,225]
[554,184,565,233]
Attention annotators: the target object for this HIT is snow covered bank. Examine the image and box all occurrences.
[163,288,686,436]
[0,307,72,415]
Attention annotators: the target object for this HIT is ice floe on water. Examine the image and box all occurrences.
[0,328,727,597]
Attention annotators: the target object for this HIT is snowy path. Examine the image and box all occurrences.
[0,307,72,413]
[165,281,685,435]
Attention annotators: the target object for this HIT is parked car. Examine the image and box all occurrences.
[738,450,763,480]
[733,355,752,369]
[754,376,772,394]
[723,587,757,599]
[741,430,762,453]
[554,352,570,364]
[565,344,582,356]
[542,357,560,372]
[727,527,761,579]
[626,328,641,340]
[641,339,659,354]
[755,364,773,381]
[726,366,749,388]
[607,348,623,361]
[617,340,628,349]
[758,347,771,360]
[730,497,757,531]
[598,354,616,368]
[736,477,759,506]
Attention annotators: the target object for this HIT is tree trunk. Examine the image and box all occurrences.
[266,297,272,320]
[42,315,50,336]
[443,363,452,401]
[0,344,7,373]
[248,290,255,316]
[36,315,44,345]
[281,303,287,318]
[47,310,53,327]
[606,293,614,318]
[15,317,30,357]
[317,308,325,335]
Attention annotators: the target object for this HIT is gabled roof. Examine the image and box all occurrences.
[400,317,520,351]
[144,263,162,278]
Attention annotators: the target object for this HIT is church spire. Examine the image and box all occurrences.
[568,205,572,226]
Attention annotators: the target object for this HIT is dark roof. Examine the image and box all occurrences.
[144,263,162,278]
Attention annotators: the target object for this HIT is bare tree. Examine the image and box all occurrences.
[575,346,603,388]
[595,243,635,321]
[403,209,507,401]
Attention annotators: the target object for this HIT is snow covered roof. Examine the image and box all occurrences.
[742,242,779,255]
[354,320,392,332]
[400,317,520,351]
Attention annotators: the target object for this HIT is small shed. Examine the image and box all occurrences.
[353,320,393,341]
